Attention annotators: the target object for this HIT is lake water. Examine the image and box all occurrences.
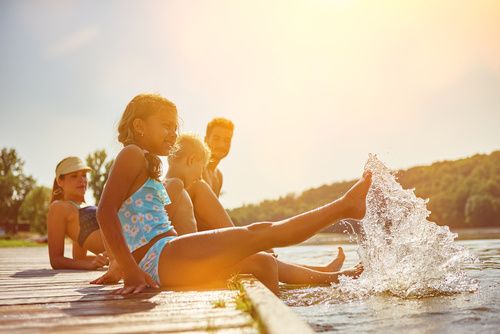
[276,238,500,334]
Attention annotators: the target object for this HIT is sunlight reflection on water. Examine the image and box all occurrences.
[276,239,500,333]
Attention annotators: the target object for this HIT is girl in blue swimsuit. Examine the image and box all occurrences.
[96,93,371,295]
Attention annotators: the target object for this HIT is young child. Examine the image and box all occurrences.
[96,93,371,295]
[47,157,108,270]
[165,133,352,283]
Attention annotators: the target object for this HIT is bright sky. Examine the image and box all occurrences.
[1,0,499,208]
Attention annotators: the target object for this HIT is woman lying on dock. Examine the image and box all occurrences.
[47,157,108,270]
[93,93,371,295]
[163,133,352,284]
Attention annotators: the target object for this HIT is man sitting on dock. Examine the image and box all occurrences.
[203,117,234,197]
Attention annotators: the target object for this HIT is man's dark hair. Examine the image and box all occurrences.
[206,118,234,137]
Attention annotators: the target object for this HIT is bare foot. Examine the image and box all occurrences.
[340,171,372,220]
[339,263,364,279]
[327,247,345,272]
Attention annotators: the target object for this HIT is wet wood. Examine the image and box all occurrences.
[240,277,315,334]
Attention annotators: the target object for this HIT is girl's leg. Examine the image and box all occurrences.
[227,252,357,287]
[299,247,345,272]
[212,252,357,293]
[276,259,362,284]
[159,173,371,289]
[216,252,280,294]
[182,179,347,273]
[161,249,360,293]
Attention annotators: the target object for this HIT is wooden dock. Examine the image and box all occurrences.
[0,247,315,334]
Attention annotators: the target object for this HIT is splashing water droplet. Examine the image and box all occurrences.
[335,154,478,299]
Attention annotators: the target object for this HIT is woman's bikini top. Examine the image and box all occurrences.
[117,178,173,253]
[67,201,99,247]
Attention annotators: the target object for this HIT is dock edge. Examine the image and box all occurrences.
[239,276,315,334]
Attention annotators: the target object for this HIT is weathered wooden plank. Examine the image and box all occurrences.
[0,248,259,334]
[0,247,316,334]
[0,290,240,306]
[0,322,257,334]
[241,276,315,334]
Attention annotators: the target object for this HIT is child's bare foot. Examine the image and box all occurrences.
[326,247,345,272]
[339,263,364,278]
[340,171,372,220]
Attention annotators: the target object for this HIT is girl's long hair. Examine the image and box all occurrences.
[117,94,178,181]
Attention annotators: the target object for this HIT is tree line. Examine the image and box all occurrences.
[229,151,500,230]
[1,148,498,235]
[0,148,113,234]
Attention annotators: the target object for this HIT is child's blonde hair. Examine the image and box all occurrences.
[118,93,178,180]
[169,133,211,167]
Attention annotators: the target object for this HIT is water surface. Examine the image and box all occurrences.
[276,239,500,334]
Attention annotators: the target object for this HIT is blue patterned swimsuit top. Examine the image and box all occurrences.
[118,178,173,252]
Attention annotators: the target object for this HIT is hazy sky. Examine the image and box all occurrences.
[1,0,499,208]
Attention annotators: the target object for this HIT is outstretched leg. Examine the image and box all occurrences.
[159,172,371,290]
[170,178,347,275]
[276,258,361,285]
[300,247,346,272]
[216,252,280,294]
[212,252,360,293]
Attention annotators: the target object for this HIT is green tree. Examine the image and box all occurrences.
[86,149,113,204]
[18,186,51,234]
[229,151,500,228]
[0,148,36,228]
[465,195,500,227]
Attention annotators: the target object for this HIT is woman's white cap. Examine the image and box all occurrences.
[55,157,92,178]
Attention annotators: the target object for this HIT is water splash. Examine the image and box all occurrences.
[335,154,478,299]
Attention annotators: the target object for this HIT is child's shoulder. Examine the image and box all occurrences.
[164,177,185,191]
[115,145,148,166]
[118,144,145,158]
[111,145,149,179]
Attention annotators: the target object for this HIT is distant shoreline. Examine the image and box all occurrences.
[450,227,500,240]
[299,227,500,245]
[1,227,499,248]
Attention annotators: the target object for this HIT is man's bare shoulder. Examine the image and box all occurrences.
[189,179,217,196]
